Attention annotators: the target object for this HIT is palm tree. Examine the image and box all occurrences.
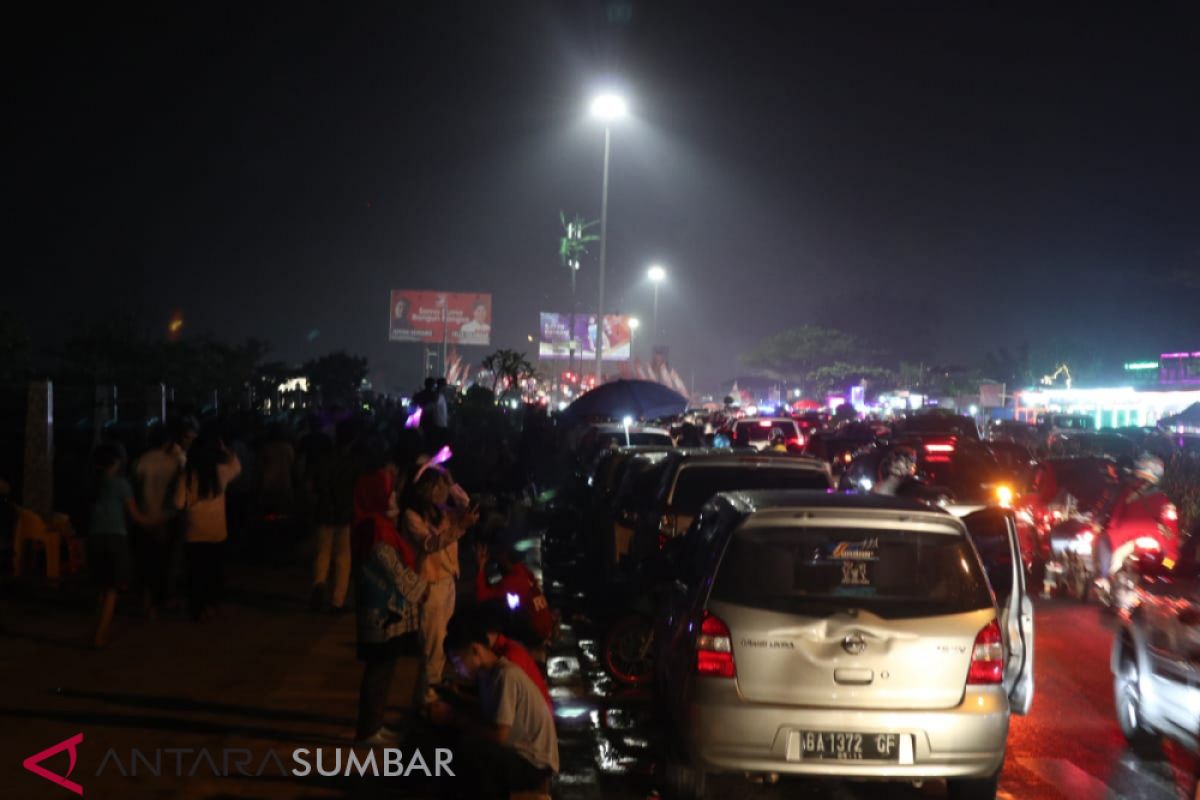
[481,349,537,398]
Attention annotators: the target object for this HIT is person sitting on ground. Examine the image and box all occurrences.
[473,541,555,651]
[433,615,559,800]
[474,606,552,709]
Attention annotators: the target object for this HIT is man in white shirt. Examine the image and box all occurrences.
[134,419,195,613]
[436,616,558,799]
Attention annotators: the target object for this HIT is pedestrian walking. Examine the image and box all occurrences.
[89,443,160,648]
[434,615,559,799]
[402,464,477,705]
[173,433,241,622]
[308,420,359,612]
[351,458,428,745]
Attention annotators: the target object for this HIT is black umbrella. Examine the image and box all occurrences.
[564,379,688,422]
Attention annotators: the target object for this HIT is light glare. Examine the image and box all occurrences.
[590,93,628,121]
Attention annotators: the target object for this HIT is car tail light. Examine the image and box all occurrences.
[1162,504,1178,524]
[925,442,955,453]
[758,419,773,428]
[787,435,804,448]
[1134,536,1161,551]
[966,619,1004,685]
[695,611,736,678]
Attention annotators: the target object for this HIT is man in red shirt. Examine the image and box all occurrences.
[473,542,555,645]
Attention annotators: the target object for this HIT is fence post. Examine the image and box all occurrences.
[93,385,117,447]
[147,382,166,427]
[22,380,54,518]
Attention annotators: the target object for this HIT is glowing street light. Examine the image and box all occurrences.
[647,264,666,343]
[589,90,628,384]
[590,93,628,121]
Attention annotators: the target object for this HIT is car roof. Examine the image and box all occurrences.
[590,423,672,435]
[716,489,951,515]
[665,450,826,469]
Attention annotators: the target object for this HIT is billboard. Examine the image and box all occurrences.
[389,291,492,346]
[539,313,632,361]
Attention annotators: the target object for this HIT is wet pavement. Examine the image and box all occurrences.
[536,522,1200,800]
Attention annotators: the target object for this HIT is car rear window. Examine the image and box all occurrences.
[671,466,829,513]
[711,527,993,619]
[736,421,797,442]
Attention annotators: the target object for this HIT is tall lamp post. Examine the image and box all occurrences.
[589,91,627,384]
[647,264,666,344]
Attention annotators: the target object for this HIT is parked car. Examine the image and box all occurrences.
[655,491,1033,800]
[1110,534,1199,760]
[629,452,832,563]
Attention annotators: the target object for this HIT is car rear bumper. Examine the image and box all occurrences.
[687,680,1009,779]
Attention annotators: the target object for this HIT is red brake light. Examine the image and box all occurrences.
[758,420,773,427]
[925,443,955,453]
[1162,504,1178,524]
[695,611,736,678]
[966,619,1004,685]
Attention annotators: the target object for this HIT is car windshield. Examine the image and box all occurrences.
[895,415,980,441]
[619,459,671,512]
[736,421,796,442]
[671,466,828,513]
[711,526,993,619]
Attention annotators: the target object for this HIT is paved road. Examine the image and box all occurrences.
[544,539,1199,800]
[1,527,1194,799]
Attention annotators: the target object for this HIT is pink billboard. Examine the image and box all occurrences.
[389,290,492,346]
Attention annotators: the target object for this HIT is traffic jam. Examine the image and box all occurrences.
[544,405,1199,800]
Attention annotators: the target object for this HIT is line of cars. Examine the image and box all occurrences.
[563,415,1037,799]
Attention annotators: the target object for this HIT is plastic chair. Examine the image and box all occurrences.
[13,507,62,580]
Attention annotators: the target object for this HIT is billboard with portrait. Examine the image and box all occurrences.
[389,291,492,346]
[539,312,632,361]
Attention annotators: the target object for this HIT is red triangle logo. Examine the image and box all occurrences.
[22,733,84,796]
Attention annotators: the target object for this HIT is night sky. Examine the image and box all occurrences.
[10,1,1199,392]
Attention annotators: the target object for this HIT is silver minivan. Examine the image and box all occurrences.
[655,491,1034,800]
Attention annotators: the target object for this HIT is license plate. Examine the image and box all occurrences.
[798,731,900,761]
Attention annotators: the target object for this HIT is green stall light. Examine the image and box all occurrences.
[1123,361,1159,371]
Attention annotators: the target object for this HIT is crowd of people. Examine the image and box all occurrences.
[1,377,564,798]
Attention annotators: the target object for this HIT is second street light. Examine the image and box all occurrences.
[647,264,666,344]
[589,91,627,384]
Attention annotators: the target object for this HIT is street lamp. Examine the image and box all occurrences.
[590,91,627,384]
[628,317,640,360]
[647,264,666,343]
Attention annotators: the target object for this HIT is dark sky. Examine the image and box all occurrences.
[10,1,1200,392]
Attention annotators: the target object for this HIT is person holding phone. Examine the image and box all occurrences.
[402,463,479,704]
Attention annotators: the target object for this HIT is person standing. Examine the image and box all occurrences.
[431,378,450,449]
[134,419,194,616]
[403,465,477,704]
[90,444,160,647]
[308,420,358,612]
[351,457,428,744]
[173,433,241,622]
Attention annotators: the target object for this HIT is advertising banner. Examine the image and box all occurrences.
[538,313,632,361]
[389,291,492,346]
